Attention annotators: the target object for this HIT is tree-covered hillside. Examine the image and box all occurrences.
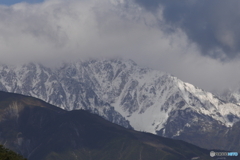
[0,145,27,160]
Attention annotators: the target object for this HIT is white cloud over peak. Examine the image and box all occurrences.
[0,0,240,92]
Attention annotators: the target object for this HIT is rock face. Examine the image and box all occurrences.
[0,91,216,160]
[0,62,131,128]
[1,59,240,151]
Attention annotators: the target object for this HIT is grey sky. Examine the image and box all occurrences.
[135,0,240,60]
[0,0,239,93]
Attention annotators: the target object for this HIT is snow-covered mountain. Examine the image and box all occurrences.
[0,62,131,128]
[220,87,240,105]
[1,59,240,150]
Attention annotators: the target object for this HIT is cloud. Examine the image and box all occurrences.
[134,0,240,60]
[0,0,239,92]
[0,0,178,64]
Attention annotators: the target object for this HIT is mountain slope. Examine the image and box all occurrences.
[0,91,221,160]
[0,62,131,128]
[0,59,240,151]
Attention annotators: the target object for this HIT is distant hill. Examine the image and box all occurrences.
[0,91,228,160]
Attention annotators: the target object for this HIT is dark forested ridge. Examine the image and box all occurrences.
[0,145,27,160]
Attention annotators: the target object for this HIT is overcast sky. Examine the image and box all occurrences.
[0,0,240,93]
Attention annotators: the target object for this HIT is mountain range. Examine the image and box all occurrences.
[0,59,240,151]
